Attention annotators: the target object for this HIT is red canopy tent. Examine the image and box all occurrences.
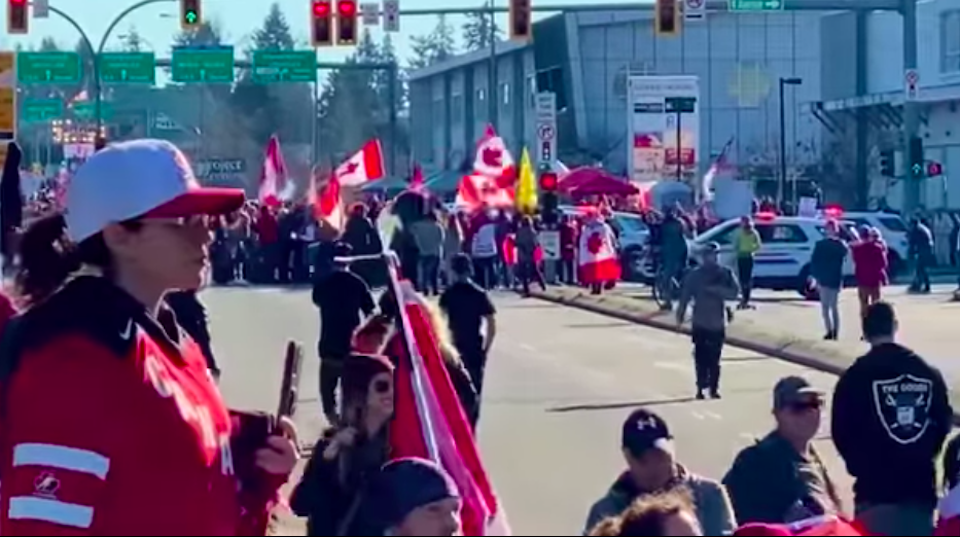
[559,167,638,197]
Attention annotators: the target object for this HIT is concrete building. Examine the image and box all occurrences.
[811,0,960,210]
[408,8,830,192]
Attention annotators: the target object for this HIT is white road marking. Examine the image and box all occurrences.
[702,410,723,421]
[690,411,705,420]
[519,343,537,352]
[654,361,690,374]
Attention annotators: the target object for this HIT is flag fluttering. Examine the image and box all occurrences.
[702,136,735,201]
[514,147,538,214]
[309,166,344,232]
[258,134,290,206]
[337,139,386,186]
[456,126,517,211]
[386,263,511,536]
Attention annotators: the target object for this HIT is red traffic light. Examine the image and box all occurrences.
[7,0,28,34]
[928,161,943,177]
[539,172,558,192]
[313,0,331,15]
[337,0,356,15]
[10,0,25,4]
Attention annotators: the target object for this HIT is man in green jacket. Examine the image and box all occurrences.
[732,216,762,309]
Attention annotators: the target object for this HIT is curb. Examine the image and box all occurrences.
[529,288,960,426]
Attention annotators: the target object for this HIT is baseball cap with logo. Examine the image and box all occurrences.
[773,375,824,410]
[64,139,245,243]
[622,408,674,457]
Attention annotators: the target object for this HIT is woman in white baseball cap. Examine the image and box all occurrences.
[1,139,299,535]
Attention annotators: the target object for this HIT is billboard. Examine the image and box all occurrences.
[627,75,700,183]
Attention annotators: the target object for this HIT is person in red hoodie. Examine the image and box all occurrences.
[0,139,298,536]
[851,226,888,326]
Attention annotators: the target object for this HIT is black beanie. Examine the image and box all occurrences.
[341,353,394,401]
[366,457,459,531]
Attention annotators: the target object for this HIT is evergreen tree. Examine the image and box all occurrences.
[408,15,457,69]
[462,3,501,52]
[172,20,223,48]
[119,26,145,52]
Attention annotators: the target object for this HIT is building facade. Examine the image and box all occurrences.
[409,8,831,184]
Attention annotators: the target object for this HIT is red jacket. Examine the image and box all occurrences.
[0,277,285,536]
[851,240,888,288]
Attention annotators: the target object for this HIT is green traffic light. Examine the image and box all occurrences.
[185,10,198,24]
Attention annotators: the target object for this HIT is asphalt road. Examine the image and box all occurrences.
[201,285,853,537]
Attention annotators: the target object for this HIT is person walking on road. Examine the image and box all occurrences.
[851,225,888,329]
[723,376,843,524]
[810,220,849,340]
[440,253,497,411]
[515,216,546,296]
[411,211,445,296]
[732,216,761,310]
[676,242,740,400]
[831,301,953,536]
[584,409,736,536]
[312,242,377,425]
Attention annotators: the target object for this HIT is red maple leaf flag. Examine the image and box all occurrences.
[473,124,516,186]
[578,218,621,284]
[258,134,289,206]
[387,266,511,536]
[337,139,385,186]
[308,166,344,231]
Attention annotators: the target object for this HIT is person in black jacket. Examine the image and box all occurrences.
[165,289,220,379]
[831,301,952,536]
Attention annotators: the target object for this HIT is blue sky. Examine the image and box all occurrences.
[0,0,587,67]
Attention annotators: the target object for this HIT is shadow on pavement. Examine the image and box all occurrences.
[563,321,636,329]
[547,396,698,413]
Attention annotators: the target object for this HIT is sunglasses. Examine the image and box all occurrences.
[372,379,392,394]
[787,399,823,413]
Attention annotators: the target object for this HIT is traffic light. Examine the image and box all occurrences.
[928,161,943,177]
[908,136,925,179]
[311,0,334,47]
[509,0,532,42]
[336,0,358,46]
[539,170,560,225]
[180,0,202,30]
[879,150,894,177]
[7,0,28,35]
[655,0,680,36]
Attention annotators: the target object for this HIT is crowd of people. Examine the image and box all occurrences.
[1,137,960,537]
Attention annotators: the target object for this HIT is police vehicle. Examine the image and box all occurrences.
[690,213,859,298]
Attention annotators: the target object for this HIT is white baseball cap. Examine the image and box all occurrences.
[64,138,245,242]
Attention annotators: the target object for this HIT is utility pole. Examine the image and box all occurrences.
[900,0,921,214]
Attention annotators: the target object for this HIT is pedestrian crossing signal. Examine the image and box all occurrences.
[539,171,558,192]
[311,0,334,47]
[7,0,28,35]
[655,0,680,36]
[180,0,202,30]
[509,0,532,42]
[336,0,358,46]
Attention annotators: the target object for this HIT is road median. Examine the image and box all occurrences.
[530,286,960,425]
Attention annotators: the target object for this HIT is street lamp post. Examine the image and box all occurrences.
[778,77,802,210]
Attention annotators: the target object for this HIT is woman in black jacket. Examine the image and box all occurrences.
[290,353,395,536]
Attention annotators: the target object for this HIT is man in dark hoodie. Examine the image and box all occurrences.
[831,301,952,536]
[810,220,849,340]
[583,409,736,536]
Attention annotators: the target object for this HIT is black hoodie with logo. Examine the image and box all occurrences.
[831,342,952,507]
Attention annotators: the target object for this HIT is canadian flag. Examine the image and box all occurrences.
[473,124,516,185]
[309,167,343,231]
[258,134,289,206]
[336,139,385,186]
[578,218,621,285]
[455,173,514,209]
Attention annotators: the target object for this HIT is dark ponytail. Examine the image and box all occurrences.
[15,213,139,306]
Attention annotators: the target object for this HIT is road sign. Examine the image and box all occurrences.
[171,46,235,83]
[665,96,696,113]
[539,230,561,260]
[684,0,705,20]
[17,52,81,84]
[33,0,49,18]
[727,0,783,10]
[360,2,379,25]
[99,52,156,84]
[904,69,919,102]
[535,92,556,165]
[71,101,113,120]
[251,50,317,83]
[382,0,399,32]
[21,98,62,122]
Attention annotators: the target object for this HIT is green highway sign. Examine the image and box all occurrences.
[17,52,82,84]
[71,102,113,120]
[99,52,156,84]
[727,0,784,10]
[21,99,63,122]
[252,50,317,83]
[171,46,235,83]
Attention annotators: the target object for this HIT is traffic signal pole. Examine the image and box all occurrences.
[901,0,921,214]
